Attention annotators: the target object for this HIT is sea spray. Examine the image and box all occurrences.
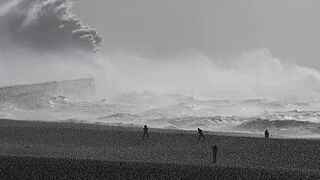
[1,1,320,138]
[0,0,102,52]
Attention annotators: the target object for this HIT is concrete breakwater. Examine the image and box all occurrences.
[0,78,96,105]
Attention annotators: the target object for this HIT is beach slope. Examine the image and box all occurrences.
[0,119,319,179]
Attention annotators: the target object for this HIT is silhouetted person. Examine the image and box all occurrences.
[143,125,149,140]
[265,129,269,139]
[198,128,205,142]
[211,145,218,164]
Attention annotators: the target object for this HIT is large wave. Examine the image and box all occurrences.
[2,0,320,139]
[2,0,320,102]
[0,0,102,87]
[0,0,102,52]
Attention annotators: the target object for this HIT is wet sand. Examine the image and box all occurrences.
[0,119,319,179]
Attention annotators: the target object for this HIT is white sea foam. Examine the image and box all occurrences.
[1,1,320,138]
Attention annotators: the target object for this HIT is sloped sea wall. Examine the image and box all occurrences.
[0,78,96,104]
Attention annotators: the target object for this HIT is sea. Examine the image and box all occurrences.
[1,91,320,139]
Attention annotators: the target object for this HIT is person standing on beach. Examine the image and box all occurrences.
[143,125,150,140]
[198,128,206,142]
[265,129,269,138]
[211,145,218,164]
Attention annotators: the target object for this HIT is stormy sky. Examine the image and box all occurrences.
[73,0,320,69]
[1,0,320,100]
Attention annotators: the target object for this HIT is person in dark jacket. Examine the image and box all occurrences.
[198,128,206,142]
[143,125,150,140]
[265,129,269,138]
[211,145,218,164]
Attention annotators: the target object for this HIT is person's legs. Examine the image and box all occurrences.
[143,132,149,140]
[201,134,205,141]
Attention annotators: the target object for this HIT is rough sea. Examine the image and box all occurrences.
[1,91,320,139]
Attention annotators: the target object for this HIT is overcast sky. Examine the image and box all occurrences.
[72,0,320,69]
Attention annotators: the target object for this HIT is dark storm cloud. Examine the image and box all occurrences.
[0,0,103,52]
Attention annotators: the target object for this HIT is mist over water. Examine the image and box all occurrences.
[96,49,320,101]
[1,0,320,138]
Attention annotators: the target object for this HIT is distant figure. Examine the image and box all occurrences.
[264,129,269,138]
[143,125,149,140]
[198,128,206,142]
[211,145,218,164]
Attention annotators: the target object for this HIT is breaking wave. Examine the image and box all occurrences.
[0,0,102,52]
[1,1,320,139]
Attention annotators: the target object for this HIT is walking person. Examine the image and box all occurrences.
[143,125,150,140]
[264,129,269,139]
[211,145,218,164]
[198,128,206,142]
